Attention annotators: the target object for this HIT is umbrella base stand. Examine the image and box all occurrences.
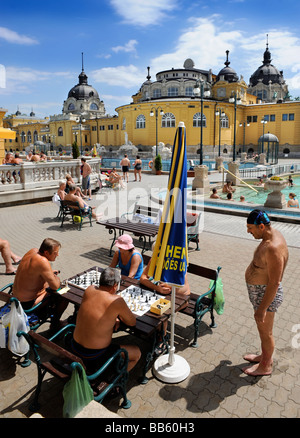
[153,351,190,383]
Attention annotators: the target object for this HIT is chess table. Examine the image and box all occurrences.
[97,218,159,256]
[58,266,189,383]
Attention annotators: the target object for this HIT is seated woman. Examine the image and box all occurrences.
[57,180,67,200]
[109,234,143,280]
[65,173,86,198]
[287,193,299,208]
[109,168,125,187]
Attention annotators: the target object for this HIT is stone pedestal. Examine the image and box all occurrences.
[264,179,288,209]
[192,165,210,192]
[227,161,240,186]
[259,153,266,164]
[241,152,247,162]
[215,156,224,172]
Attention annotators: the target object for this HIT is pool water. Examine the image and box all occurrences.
[218,176,300,204]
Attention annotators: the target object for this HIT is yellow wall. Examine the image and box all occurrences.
[3,96,300,155]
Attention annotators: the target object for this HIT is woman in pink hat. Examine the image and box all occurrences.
[110,234,143,280]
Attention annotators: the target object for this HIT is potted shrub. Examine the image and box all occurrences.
[154,154,162,175]
[72,141,80,159]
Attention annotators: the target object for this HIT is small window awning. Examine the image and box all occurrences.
[0,127,16,140]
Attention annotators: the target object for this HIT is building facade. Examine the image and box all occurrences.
[3,46,300,158]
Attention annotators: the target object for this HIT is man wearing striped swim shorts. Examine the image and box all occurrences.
[244,210,288,376]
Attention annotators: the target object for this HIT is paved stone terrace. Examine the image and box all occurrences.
[0,172,299,419]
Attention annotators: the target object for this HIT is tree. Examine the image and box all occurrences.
[154,154,162,172]
[72,141,80,159]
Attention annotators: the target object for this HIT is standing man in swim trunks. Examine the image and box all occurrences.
[70,267,141,372]
[81,157,92,200]
[244,209,288,376]
[120,154,130,183]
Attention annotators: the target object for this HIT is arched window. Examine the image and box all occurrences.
[90,103,99,110]
[21,131,25,142]
[68,103,75,111]
[122,118,126,130]
[185,87,194,96]
[33,130,38,142]
[153,88,161,98]
[27,131,31,142]
[162,113,176,128]
[136,114,145,129]
[193,112,206,128]
[168,87,178,97]
[58,127,63,137]
[221,114,229,128]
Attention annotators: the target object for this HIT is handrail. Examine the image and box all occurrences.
[220,166,258,193]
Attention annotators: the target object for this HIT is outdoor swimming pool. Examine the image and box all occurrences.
[217,175,300,204]
[155,175,300,221]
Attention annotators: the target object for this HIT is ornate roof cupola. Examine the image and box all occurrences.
[248,35,289,102]
[62,52,105,117]
[216,50,239,83]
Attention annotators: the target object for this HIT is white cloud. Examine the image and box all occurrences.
[91,64,145,88]
[150,16,242,73]
[109,0,177,26]
[112,39,138,54]
[0,67,73,96]
[0,27,38,45]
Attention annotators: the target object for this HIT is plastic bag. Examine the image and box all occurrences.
[2,301,30,356]
[52,193,61,205]
[0,303,11,348]
[63,363,94,418]
[209,277,224,315]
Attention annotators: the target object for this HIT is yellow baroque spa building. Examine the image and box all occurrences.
[2,46,300,160]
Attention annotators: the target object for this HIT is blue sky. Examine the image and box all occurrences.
[1,0,300,118]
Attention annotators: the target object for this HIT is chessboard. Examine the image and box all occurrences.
[119,284,164,316]
[67,269,101,290]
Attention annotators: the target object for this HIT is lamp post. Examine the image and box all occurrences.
[229,92,241,161]
[76,115,86,156]
[150,106,164,157]
[239,121,250,152]
[193,79,210,165]
[261,117,267,154]
[215,107,225,156]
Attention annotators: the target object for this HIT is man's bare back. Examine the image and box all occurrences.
[73,285,136,350]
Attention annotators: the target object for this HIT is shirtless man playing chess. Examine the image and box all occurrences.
[69,267,141,372]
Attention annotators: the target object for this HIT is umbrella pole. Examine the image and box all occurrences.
[152,285,190,383]
[168,286,176,366]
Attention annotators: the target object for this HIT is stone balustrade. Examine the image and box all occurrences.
[0,158,101,206]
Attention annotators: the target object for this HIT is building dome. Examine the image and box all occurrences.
[249,43,284,87]
[258,132,279,142]
[67,69,99,100]
[62,54,105,117]
[216,50,239,83]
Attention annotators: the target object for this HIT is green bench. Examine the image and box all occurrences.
[60,200,93,231]
[18,327,131,412]
[143,254,221,347]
